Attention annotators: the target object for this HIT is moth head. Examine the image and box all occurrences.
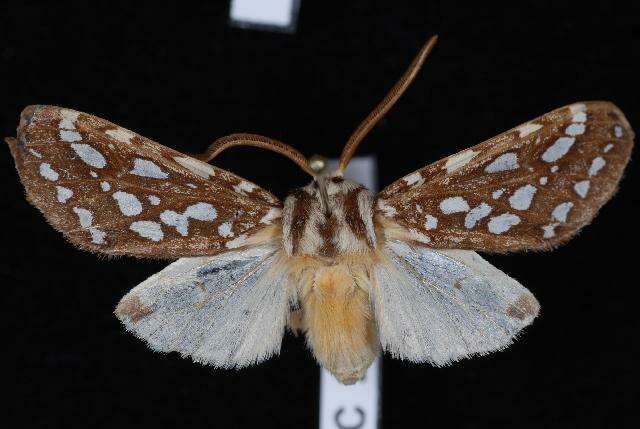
[317,173,361,197]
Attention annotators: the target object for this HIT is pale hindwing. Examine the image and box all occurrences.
[115,243,291,368]
[373,240,539,365]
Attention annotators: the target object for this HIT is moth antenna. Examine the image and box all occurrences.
[338,35,439,173]
[198,133,316,177]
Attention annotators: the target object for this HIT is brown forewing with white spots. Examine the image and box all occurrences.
[7,105,281,258]
[377,101,634,252]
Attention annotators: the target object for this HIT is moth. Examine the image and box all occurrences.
[6,36,634,385]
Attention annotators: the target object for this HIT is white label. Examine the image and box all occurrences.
[320,359,380,429]
[327,156,378,191]
[230,0,299,29]
[320,156,380,429]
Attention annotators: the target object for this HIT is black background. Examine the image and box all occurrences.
[3,1,637,428]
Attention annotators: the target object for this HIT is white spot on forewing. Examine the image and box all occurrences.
[569,103,587,117]
[464,203,492,229]
[444,150,479,173]
[488,213,521,234]
[517,122,543,137]
[233,180,257,195]
[542,223,558,238]
[29,149,42,158]
[105,128,136,144]
[70,143,107,168]
[130,221,164,242]
[542,137,575,162]
[588,157,606,176]
[130,158,169,179]
[565,123,585,136]
[508,184,537,210]
[226,234,248,249]
[73,207,93,228]
[186,183,197,189]
[492,189,505,199]
[217,221,234,237]
[539,176,548,185]
[484,152,519,173]
[551,165,559,173]
[552,202,574,222]
[148,195,161,205]
[56,186,73,203]
[614,125,623,138]
[573,180,590,198]
[100,181,111,191]
[173,156,216,179]
[112,191,142,216]
[90,229,106,244]
[89,171,98,178]
[160,203,217,236]
[439,197,470,214]
[39,163,59,181]
[59,109,80,130]
[72,206,106,244]
[160,211,188,236]
[260,207,281,224]
[60,130,82,142]
[572,112,587,123]
[184,203,217,220]
[603,143,614,153]
[403,171,424,186]
[424,214,438,230]
[377,199,397,217]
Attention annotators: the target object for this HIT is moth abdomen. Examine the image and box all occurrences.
[286,253,380,385]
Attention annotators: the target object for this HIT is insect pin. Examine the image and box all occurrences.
[6,36,633,384]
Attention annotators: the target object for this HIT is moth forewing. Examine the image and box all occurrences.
[376,101,634,252]
[7,105,282,258]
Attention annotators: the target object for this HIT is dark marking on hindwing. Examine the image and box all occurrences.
[197,259,250,278]
[506,294,538,320]
[116,295,153,323]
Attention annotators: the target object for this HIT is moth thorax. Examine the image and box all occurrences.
[282,176,377,257]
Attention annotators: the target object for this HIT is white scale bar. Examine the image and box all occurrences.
[320,157,380,429]
[229,0,300,32]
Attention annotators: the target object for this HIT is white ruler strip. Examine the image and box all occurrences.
[229,0,300,33]
[320,156,380,429]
